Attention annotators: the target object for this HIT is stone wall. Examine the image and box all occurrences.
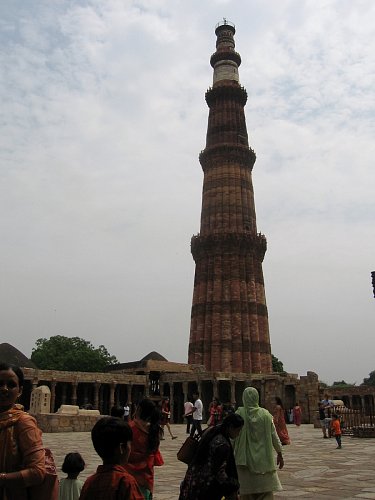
[36,413,101,433]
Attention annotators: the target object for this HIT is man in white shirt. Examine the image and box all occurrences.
[123,403,130,422]
[190,391,203,437]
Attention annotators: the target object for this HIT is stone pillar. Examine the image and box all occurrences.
[145,372,150,397]
[61,383,67,404]
[94,381,101,411]
[83,384,89,406]
[110,381,116,410]
[260,379,266,407]
[50,379,57,413]
[230,379,236,406]
[127,384,133,405]
[212,379,218,399]
[182,382,188,402]
[32,378,38,391]
[361,396,366,412]
[170,383,175,424]
[71,381,78,406]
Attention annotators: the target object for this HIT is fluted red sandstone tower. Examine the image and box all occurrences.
[189,21,272,374]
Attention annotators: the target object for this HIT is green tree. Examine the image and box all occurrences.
[362,371,375,386]
[31,335,118,372]
[332,380,354,387]
[272,354,284,373]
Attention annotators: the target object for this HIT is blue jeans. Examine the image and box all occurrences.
[190,419,202,437]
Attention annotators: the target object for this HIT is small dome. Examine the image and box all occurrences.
[0,343,37,368]
[140,351,168,362]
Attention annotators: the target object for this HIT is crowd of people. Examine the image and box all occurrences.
[0,362,343,499]
[0,363,163,500]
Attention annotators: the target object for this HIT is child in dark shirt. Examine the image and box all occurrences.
[79,417,143,500]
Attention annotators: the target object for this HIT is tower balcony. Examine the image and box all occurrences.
[191,232,267,262]
[215,19,235,35]
[205,84,247,107]
[199,144,256,172]
[210,50,241,68]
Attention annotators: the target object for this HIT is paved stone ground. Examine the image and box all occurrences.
[44,424,375,499]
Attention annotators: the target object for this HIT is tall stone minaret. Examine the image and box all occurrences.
[188,21,272,374]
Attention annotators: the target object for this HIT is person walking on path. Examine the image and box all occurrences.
[318,403,328,438]
[293,402,302,427]
[190,391,203,437]
[123,403,130,422]
[321,394,334,438]
[273,397,290,445]
[331,414,342,449]
[207,398,223,427]
[183,400,194,434]
[233,387,284,500]
[160,398,177,440]
[125,399,164,499]
[179,413,244,500]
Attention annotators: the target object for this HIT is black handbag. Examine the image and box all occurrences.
[177,434,200,464]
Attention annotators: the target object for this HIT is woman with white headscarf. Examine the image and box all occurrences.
[233,387,284,500]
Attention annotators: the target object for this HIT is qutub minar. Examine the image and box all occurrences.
[189,20,272,374]
[1,22,325,428]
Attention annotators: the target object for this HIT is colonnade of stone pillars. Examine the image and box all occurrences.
[29,379,139,414]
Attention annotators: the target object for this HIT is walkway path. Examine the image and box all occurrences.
[44,424,375,499]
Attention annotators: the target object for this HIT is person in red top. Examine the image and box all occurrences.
[125,399,164,499]
[208,398,223,427]
[160,397,177,440]
[331,414,342,449]
[79,416,143,500]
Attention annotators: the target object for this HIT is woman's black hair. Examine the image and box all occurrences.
[275,396,284,408]
[192,413,244,465]
[91,417,133,461]
[137,399,162,452]
[110,406,125,418]
[62,452,86,474]
[0,363,24,388]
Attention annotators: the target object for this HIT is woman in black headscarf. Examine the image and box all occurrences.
[179,413,244,500]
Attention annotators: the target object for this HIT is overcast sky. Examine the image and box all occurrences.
[1,0,374,385]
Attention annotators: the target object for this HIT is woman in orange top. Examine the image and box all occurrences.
[0,363,46,500]
[125,399,164,499]
[273,397,291,445]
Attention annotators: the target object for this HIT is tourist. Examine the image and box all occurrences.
[183,399,194,434]
[125,398,164,499]
[318,403,328,438]
[179,413,244,500]
[273,397,291,445]
[207,397,223,426]
[0,363,47,500]
[222,402,236,419]
[190,391,203,437]
[293,402,302,427]
[331,414,342,449]
[287,407,294,424]
[80,417,143,499]
[160,397,177,439]
[123,402,130,422]
[110,406,125,418]
[58,452,85,500]
[233,387,284,499]
[321,394,334,437]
